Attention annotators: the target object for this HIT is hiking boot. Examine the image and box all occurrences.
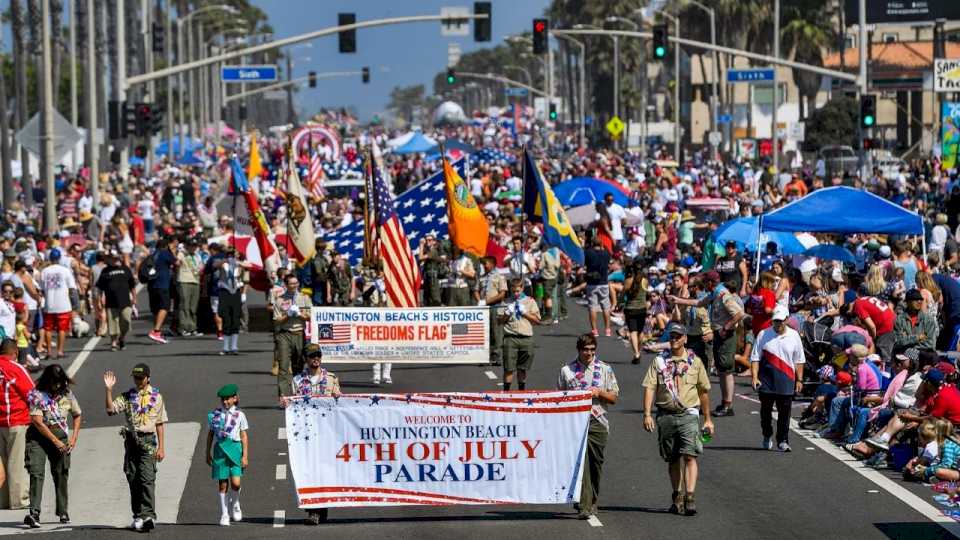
[668,490,684,514]
[23,514,40,528]
[683,493,697,516]
[713,406,735,417]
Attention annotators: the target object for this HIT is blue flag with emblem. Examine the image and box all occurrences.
[522,149,584,265]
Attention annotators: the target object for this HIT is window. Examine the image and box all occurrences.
[844,35,856,49]
[881,33,898,43]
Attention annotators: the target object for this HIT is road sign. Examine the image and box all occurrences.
[718,114,732,124]
[220,65,278,83]
[15,110,84,161]
[736,138,757,159]
[505,87,528,97]
[708,131,722,146]
[606,116,624,139]
[440,7,470,37]
[789,122,805,142]
[727,68,775,83]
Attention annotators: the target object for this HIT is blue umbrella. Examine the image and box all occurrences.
[802,244,856,263]
[712,217,807,255]
[552,177,631,207]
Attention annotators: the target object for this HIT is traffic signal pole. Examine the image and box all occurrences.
[223,71,366,104]
[858,0,868,182]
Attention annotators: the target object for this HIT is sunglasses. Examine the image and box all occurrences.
[580,347,596,352]
[669,334,685,341]
[307,354,322,359]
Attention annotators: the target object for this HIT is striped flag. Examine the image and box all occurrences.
[451,323,485,346]
[316,323,351,344]
[307,142,325,198]
[367,153,421,308]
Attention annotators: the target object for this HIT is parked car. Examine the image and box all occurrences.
[818,145,859,178]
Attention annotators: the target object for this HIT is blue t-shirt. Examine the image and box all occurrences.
[151,249,176,290]
[935,274,960,323]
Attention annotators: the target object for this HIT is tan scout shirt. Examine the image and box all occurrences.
[641,351,711,412]
[111,385,169,433]
[501,296,540,337]
[272,291,312,333]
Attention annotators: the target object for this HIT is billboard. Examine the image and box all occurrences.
[845,0,960,25]
[935,59,960,93]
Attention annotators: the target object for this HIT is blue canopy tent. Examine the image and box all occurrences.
[176,153,206,167]
[802,244,856,263]
[712,217,807,254]
[758,186,926,274]
[427,138,476,154]
[155,137,203,157]
[392,132,437,154]
[553,177,630,207]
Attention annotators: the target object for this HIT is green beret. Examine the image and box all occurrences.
[217,384,238,398]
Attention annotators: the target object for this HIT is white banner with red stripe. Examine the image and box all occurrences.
[285,391,591,508]
[310,307,489,364]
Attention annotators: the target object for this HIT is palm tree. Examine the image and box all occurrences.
[15,0,32,207]
[781,0,834,120]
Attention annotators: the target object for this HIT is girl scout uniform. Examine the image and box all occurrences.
[208,395,249,480]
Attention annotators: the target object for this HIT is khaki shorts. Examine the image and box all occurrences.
[657,411,702,462]
[503,334,534,372]
[586,285,610,312]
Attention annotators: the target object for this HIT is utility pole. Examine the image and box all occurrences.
[672,16,679,161]
[612,35,619,149]
[287,54,296,124]
[68,0,78,172]
[177,17,185,154]
[198,23,207,137]
[186,17,195,141]
[165,0,174,155]
[858,0,867,181]
[773,0,780,174]
[41,0,56,231]
[116,0,128,175]
[142,0,154,170]
[86,0,99,206]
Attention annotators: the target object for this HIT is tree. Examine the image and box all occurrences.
[803,96,857,150]
[386,84,426,127]
[782,0,834,120]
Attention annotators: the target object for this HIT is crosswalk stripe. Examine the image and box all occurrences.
[276,464,287,480]
[273,510,286,528]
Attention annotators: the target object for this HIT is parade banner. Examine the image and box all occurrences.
[943,102,960,171]
[285,391,591,508]
[310,307,489,364]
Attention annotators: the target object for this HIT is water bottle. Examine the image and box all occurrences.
[534,282,544,300]
[701,428,712,444]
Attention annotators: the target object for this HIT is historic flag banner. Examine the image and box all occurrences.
[285,390,592,508]
[310,307,490,364]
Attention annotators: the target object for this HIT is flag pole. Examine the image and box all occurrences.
[520,145,526,292]
[285,135,293,267]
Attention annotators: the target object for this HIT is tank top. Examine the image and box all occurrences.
[624,277,647,312]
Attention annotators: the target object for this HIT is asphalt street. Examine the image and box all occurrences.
[2,293,959,540]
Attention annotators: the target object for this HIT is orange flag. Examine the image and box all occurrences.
[442,158,488,257]
[246,132,264,181]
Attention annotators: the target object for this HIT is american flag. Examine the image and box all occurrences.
[307,144,325,199]
[316,323,351,344]
[451,323,485,346]
[324,160,465,266]
[368,155,421,308]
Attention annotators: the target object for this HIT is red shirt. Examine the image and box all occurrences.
[749,288,777,336]
[853,297,896,336]
[928,385,960,426]
[0,355,35,427]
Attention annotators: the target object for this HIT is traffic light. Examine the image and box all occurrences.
[549,103,557,121]
[108,100,122,140]
[151,21,164,54]
[862,137,878,150]
[239,103,248,121]
[474,2,491,42]
[122,101,138,137]
[362,66,370,84]
[860,94,876,128]
[446,68,456,84]
[653,24,668,59]
[134,102,152,137]
[308,71,317,88]
[533,18,548,55]
[134,145,148,159]
[338,13,356,53]
[149,103,164,135]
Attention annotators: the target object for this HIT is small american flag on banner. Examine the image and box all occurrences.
[316,323,351,344]
[451,323,485,346]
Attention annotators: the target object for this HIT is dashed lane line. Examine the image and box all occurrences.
[484,370,498,380]
[276,464,287,480]
[273,510,286,528]
[587,515,603,527]
[278,427,287,440]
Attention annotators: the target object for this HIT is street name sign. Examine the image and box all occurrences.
[727,68,775,83]
[221,65,279,83]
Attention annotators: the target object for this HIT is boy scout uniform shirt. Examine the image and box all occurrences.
[111,385,169,433]
[483,271,508,305]
[685,305,712,337]
[557,359,620,431]
[709,286,744,332]
[502,296,540,337]
[539,249,561,280]
[641,352,711,412]
[177,251,202,283]
[272,291,312,332]
[29,390,81,433]
[292,369,342,397]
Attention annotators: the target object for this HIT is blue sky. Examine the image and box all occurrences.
[251,0,551,121]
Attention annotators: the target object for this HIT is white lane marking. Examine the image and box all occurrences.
[66,336,102,378]
[735,392,761,404]
[868,490,879,493]
[276,464,287,480]
[278,427,287,440]
[735,394,960,536]
[272,510,285,528]
[484,370,497,380]
[278,452,287,456]
[587,515,603,527]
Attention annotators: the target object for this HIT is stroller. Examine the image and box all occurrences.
[799,316,834,396]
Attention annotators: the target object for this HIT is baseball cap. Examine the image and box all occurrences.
[924,368,945,385]
[772,306,790,321]
[48,248,61,261]
[836,371,853,387]
[905,289,924,302]
[666,322,686,337]
[937,361,957,376]
[304,343,322,358]
[878,245,891,258]
[131,363,151,378]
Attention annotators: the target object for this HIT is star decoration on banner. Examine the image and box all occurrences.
[526,398,535,406]
[370,395,381,405]
[322,160,466,264]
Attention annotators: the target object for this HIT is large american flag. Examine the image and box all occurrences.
[307,144,325,199]
[323,160,465,266]
[369,158,421,308]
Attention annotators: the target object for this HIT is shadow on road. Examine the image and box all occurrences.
[875,522,957,539]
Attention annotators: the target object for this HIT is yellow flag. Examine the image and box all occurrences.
[443,158,488,257]
[247,133,264,181]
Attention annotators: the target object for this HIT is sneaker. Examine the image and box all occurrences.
[713,406,735,417]
[864,436,890,451]
[373,378,381,385]
[231,501,242,522]
[219,513,230,526]
[118,340,126,351]
[23,514,40,529]
[219,351,227,356]
[591,329,599,337]
[778,442,792,452]
[762,437,774,450]
[604,328,612,337]
[59,514,70,524]
[130,518,144,531]
[384,378,393,384]
[148,330,167,344]
[683,493,697,516]
[141,517,155,531]
[576,509,593,520]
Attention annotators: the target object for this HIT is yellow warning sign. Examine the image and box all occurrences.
[606,116,624,139]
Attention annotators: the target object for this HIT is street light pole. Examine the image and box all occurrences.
[116,0,128,175]
[41,0,56,231]
[164,0,174,156]
[687,0,719,159]
[85,0,98,205]
[550,34,586,149]
[68,0,78,172]
[773,0,780,173]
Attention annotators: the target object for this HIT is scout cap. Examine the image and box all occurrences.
[304,343,322,358]
[217,384,239,398]
[131,363,151,377]
[666,322,686,337]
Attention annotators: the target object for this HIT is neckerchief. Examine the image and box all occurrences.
[27,390,70,435]
[655,350,695,406]
[209,406,240,440]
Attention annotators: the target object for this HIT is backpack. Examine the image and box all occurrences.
[138,253,157,284]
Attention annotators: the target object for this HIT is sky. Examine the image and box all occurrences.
[250,0,551,121]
